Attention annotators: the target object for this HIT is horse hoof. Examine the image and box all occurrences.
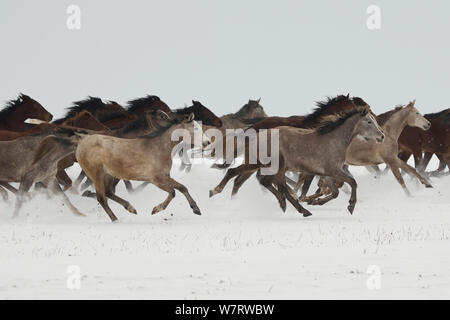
[209,190,215,198]
[151,206,161,215]
[303,211,312,217]
[426,184,433,188]
[127,205,137,214]
[82,190,93,198]
[347,205,355,215]
[193,207,201,215]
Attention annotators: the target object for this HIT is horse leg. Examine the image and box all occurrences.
[70,170,86,194]
[276,175,312,217]
[104,175,137,214]
[386,162,411,196]
[56,169,72,191]
[123,180,135,193]
[92,173,118,222]
[292,172,306,195]
[13,179,34,218]
[413,151,424,170]
[365,165,381,176]
[396,158,432,188]
[301,187,322,203]
[429,154,447,177]
[211,162,232,170]
[49,179,85,217]
[168,177,201,215]
[308,178,340,206]
[131,182,150,194]
[231,170,256,196]
[335,166,358,214]
[210,164,260,197]
[1,182,18,195]
[150,178,176,215]
[0,185,8,201]
[255,170,286,212]
[299,174,314,201]
[417,152,433,173]
[80,177,93,191]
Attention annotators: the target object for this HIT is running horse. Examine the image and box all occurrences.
[0,94,53,131]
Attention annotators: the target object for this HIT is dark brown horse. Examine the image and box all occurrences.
[397,108,450,175]
[0,94,53,131]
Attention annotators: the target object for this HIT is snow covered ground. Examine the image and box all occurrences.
[0,157,449,299]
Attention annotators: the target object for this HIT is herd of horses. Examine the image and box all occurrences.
[0,93,448,221]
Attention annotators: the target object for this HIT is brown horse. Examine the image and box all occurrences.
[397,108,450,175]
[209,109,384,216]
[0,94,53,131]
[76,113,210,222]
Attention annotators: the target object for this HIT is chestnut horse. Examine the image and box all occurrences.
[0,94,53,131]
[397,108,450,176]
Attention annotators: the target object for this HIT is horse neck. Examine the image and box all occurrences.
[328,114,362,149]
[3,103,30,128]
[383,108,410,140]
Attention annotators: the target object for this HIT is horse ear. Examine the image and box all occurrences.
[346,93,350,98]
[192,100,195,105]
[188,112,195,122]
[411,99,416,106]
[257,98,261,103]
[156,110,170,120]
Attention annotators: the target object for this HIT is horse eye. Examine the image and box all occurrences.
[368,121,372,124]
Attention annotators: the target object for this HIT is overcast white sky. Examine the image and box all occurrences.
[0,0,449,118]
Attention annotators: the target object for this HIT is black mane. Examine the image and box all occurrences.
[62,97,106,120]
[304,95,351,124]
[0,93,28,119]
[96,110,127,123]
[127,95,161,113]
[316,110,364,135]
[121,113,152,134]
[352,97,367,106]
